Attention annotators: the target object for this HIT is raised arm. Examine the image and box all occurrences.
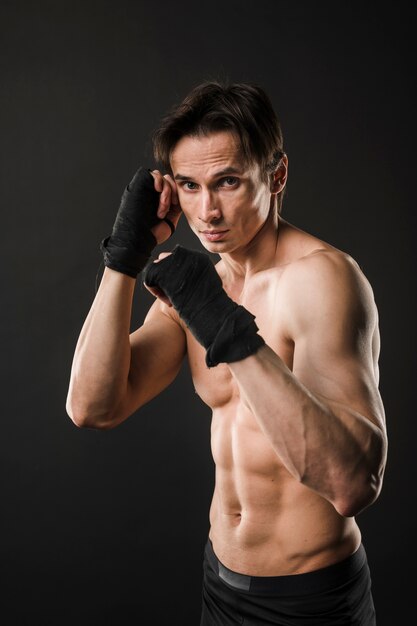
[66,167,183,429]
[228,251,387,517]
[143,246,387,517]
[66,270,186,429]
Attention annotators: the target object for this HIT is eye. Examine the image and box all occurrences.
[219,176,239,188]
[181,181,199,191]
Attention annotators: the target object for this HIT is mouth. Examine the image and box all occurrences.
[200,229,229,242]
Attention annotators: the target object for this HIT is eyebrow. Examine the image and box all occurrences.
[174,166,243,181]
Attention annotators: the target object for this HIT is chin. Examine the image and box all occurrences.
[198,238,233,254]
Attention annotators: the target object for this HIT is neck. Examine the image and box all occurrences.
[220,209,281,280]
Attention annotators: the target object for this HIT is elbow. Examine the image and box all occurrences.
[335,430,387,518]
[333,472,384,518]
[333,493,375,518]
[66,397,119,430]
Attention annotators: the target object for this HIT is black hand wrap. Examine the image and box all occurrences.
[143,246,265,367]
[100,167,160,278]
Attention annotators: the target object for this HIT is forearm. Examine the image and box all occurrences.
[229,344,386,516]
[66,268,136,427]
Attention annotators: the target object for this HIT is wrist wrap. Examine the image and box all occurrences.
[101,167,159,278]
[143,245,265,367]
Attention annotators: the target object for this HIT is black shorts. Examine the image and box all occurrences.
[200,538,376,625]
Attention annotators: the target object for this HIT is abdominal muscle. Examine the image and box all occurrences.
[207,400,362,576]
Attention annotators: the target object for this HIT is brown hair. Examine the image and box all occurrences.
[153,81,286,213]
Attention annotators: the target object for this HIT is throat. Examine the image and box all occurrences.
[220,219,281,282]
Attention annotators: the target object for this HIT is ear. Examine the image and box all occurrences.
[270,154,288,194]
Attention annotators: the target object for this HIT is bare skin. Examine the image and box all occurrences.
[67,131,387,577]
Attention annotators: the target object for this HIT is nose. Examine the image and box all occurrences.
[198,188,222,223]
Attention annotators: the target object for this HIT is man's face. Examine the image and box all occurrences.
[170,131,273,255]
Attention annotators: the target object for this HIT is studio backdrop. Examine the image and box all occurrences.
[1,1,415,624]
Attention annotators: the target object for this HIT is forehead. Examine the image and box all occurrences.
[170,131,248,177]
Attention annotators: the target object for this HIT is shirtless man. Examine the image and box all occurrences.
[66,82,387,625]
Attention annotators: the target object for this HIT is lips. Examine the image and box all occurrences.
[201,230,228,242]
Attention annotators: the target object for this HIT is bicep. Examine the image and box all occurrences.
[122,300,186,418]
[289,253,386,430]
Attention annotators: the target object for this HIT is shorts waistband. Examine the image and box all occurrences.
[204,538,367,596]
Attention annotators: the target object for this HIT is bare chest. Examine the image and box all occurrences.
[186,270,293,409]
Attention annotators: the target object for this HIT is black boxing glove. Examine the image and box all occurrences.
[143,245,265,367]
[101,167,162,278]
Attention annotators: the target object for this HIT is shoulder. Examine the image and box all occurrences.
[282,246,378,344]
[277,219,375,308]
[285,245,370,294]
[271,218,377,338]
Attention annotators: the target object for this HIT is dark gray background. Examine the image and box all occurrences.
[1,1,415,624]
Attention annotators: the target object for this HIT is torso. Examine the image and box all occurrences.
[175,220,362,575]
